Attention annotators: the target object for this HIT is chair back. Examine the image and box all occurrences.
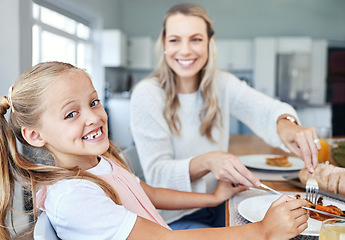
[122,145,145,181]
[34,211,60,240]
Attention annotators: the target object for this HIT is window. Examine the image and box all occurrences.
[32,2,93,74]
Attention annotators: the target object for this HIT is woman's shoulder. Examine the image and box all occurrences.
[131,77,165,104]
[132,77,162,95]
[214,69,238,82]
[214,69,243,89]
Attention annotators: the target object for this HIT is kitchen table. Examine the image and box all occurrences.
[225,135,333,240]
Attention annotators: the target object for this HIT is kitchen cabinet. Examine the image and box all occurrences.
[296,105,332,129]
[310,40,328,104]
[277,37,312,54]
[128,36,154,70]
[253,37,277,97]
[253,37,327,103]
[216,39,253,71]
[102,29,128,67]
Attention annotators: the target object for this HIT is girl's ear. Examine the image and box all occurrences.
[21,127,46,147]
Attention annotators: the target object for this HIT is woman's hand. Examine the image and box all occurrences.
[260,195,309,240]
[190,151,261,187]
[277,119,320,173]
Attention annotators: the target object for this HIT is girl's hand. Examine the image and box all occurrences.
[213,181,248,203]
[203,151,261,187]
[260,195,309,240]
[277,119,320,173]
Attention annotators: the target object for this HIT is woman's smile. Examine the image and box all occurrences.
[176,58,197,68]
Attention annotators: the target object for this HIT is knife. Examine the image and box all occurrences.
[302,206,345,220]
[260,183,283,195]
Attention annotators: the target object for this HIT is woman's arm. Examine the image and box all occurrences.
[189,151,260,187]
[128,195,308,240]
[140,180,247,210]
[222,73,319,173]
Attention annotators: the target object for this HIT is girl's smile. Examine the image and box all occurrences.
[82,127,105,141]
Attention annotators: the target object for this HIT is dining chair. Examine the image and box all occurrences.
[33,211,60,240]
[122,144,145,181]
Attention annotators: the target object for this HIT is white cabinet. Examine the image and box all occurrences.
[296,105,332,129]
[253,37,277,97]
[128,36,154,70]
[277,37,312,53]
[102,29,128,67]
[216,39,253,71]
[310,40,328,104]
[253,37,327,103]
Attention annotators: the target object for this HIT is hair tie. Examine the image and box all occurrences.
[8,86,14,113]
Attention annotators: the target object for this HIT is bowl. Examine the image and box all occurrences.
[330,138,345,167]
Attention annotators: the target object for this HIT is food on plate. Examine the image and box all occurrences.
[299,163,345,196]
[295,194,344,221]
[265,155,292,167]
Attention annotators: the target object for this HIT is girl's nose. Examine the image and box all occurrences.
[85,109,100,126]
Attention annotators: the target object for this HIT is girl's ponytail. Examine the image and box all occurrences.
[0,95,18,239]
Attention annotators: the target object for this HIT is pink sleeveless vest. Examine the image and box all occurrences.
[37,156,170,229]
[98,157,170,229]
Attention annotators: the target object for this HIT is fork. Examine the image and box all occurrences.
[305,173,319,204]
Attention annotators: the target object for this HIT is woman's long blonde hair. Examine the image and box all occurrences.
[0,62,130,239]
[153,3,222,142]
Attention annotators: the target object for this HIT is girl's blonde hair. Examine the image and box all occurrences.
[0,61,129,239]
[153,3,221,142]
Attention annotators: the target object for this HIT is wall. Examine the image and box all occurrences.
[0,0,29,234]
[63,0,345,42]
[66,0,121,29]
[0,0,20,97]
[64,0,345,41]
[122,0,345,41]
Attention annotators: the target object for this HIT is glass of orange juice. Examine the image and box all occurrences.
[316,127,332,163]
[319,219,345,240]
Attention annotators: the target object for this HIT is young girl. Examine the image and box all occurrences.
[0,61,308,239]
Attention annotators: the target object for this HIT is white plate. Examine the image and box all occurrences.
[238,154,304,171]
[238,194,345,236]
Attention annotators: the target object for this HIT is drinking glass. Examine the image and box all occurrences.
[319,219,345,240]
[316,126,332,163]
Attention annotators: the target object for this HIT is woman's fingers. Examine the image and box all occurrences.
[283,127,319,173]
[222,157,260,187]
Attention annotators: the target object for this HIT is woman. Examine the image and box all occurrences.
[130,3,319,230]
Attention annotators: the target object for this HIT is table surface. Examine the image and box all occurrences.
[228,134,303,191]
[226,135,345,240]
[225,134,304,227]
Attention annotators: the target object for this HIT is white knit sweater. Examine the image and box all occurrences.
[130,70,298,223]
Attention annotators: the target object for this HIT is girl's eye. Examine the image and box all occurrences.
[169,39,178,43]
[192,38,202,42]
[65,111,77,119]
[90,99,100,107]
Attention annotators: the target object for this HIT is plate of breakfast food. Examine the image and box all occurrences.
[238,194,345,236]
[238,154,304,171]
